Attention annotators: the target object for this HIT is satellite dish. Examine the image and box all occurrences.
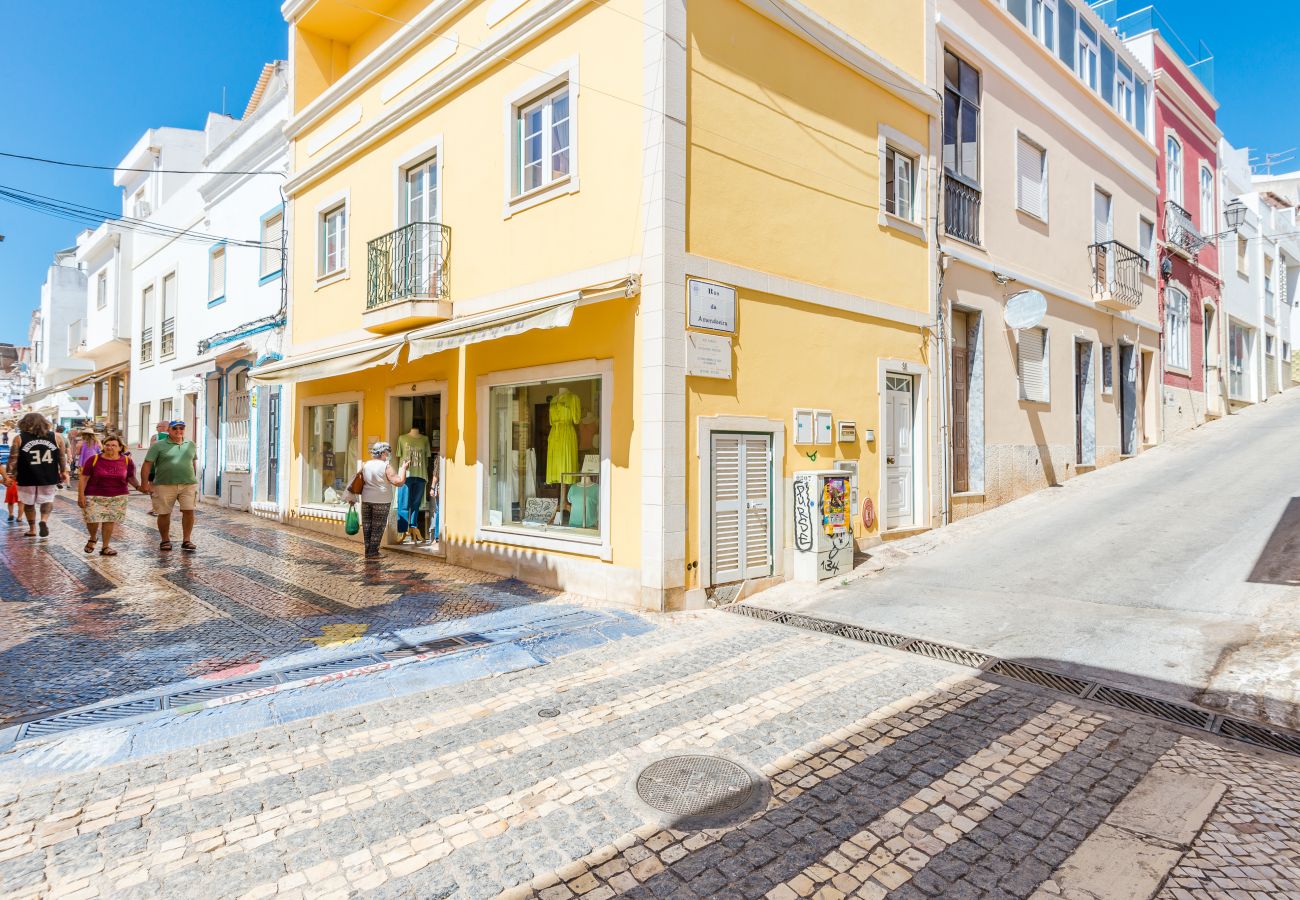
[1004,290,1047,330]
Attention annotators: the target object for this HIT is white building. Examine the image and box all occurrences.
[1218,141,1299,406]
[25,247,93,425]
[71,222,134,435]
[124,62,289,513]
[175,62,290,514]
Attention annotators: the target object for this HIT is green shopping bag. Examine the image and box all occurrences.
[344,503,360,536]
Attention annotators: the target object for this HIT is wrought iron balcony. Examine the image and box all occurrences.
[140,327,154,363]
[367,222,451,310]
[1164,200,1209,257]
[943,177,981,245]
[1089,240,1144,311]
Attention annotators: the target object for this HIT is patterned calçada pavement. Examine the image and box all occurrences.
[1,497,1299,898]
[0,494,563,727]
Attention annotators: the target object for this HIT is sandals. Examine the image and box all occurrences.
[84,540,96,554]
[181,542,197,552]
[100,548,118,556]
[160,540,173,551]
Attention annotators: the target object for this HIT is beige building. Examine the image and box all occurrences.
[935,0,1163,520]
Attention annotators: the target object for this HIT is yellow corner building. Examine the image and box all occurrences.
[259,0,938,610]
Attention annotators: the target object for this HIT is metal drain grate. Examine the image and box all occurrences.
[1087,685,1212,730]
[381,637,466,660]
[635,755,765,828]
[987,660,1091,697]
[779,613,844,635]
[166,674,281,707]
[905,639,991,669]
[20,698,163,739]
[279,654,377,681]
[837,624,910,648]
[1218,718,1300,756]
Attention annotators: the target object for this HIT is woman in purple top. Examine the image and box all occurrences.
[77,430,100,470]
[77,434,140,556]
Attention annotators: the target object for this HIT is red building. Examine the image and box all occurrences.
[1116,9,1223,435]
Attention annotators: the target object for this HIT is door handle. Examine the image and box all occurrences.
[887,456,896,465]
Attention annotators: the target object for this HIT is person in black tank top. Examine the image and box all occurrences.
[10,413,66,538]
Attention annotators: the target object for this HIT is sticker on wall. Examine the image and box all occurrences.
[821,476,849,536]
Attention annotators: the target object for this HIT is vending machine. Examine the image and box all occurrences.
[792,470,854,582]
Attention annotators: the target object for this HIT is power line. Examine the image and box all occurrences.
[0,150,286,178]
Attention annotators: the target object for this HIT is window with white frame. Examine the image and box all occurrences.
[1237,234,1249,275]
[1076,21,1099,90]
[1166,136,1183,206]
[1266,334,1276,356]
[404,155,439,224]
[1165,286,1190,370]
[1284,341,1291,361]
[96,271,107,310]
[260,211,283,279]
[1016,135,1047,220]
[1115,62,1135,123]
[1032,0,1057,53]
[209,245,226,303]
[138,403,151,448]
[1265,257,1275,316]
[1101,345,1114,394]
[1139,216,1155,272]
[161,273,177,358]
[943,50,981,186]
[1199,166,1214,232]
[318,203,347,278]
[885,145,916,221]
[1018,327,1050,402]
[514,83,571,197]
[140,285,155,364]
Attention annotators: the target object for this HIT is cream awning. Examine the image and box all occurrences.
[24,369,98,405]
[406,294,578,362]
[249,335,404,385]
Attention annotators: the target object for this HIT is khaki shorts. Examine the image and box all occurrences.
[151,483,198,515]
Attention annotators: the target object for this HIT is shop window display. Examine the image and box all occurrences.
[305,401,359,506]
[488,376,601,537]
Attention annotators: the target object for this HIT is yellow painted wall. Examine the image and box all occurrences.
[289,298,643,569]
[800,0,927,82]
[685,286,928,589]
[289,0,645,349]
[687,0,931,313]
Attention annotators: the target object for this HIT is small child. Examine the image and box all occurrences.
[1,461,16,522]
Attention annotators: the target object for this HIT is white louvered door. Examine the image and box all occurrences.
[711,433,772,585]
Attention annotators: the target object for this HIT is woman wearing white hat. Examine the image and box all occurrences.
[356,441,407,559]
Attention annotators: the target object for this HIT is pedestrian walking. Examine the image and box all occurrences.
[77,434,139,556]
[53,425,69,490]
[9,413,66,538]
[153,420,169,444]
[2,459,17,522]
[354,442,407,559]
[139,420,199,552]
[76,429,100,477]
[67,429,81,479]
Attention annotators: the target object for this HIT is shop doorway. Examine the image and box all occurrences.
[387,385,445,554]
[709,432,772,585]
[884,373,915,528]
[951,311,970,493]
[1074,340,1095,466]
[1119,344,1138,456]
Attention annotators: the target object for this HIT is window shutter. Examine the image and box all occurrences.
[261,213,283,277]
[742,435,771,578]
[211,249,226,300]
[712,435,743,583]
[1017,137,1045,218]
[1018,327,1048,401]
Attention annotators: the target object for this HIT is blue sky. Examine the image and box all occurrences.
[0,1,1297,347]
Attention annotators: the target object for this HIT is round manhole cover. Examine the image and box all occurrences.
[635,755,766,829]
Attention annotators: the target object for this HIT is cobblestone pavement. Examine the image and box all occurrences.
[1,608,1298,899]
[0,495,557,726]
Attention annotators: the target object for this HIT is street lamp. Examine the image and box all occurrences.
[1223,199,1248,233]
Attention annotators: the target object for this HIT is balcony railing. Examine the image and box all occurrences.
[367,222,451,311]
[140,327,154,364]
[943,177,981,245]
[1089,240,1144,310]
[68,319,86,357]
[160,318,175,357]
[1164,200,1209,257]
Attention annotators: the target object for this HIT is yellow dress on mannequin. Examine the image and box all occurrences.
[546,390,581,483]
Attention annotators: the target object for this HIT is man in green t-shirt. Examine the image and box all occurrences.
[140,420,199,552]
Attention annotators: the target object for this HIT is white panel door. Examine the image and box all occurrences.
[885,375,914,527]
[711,433,772,584]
